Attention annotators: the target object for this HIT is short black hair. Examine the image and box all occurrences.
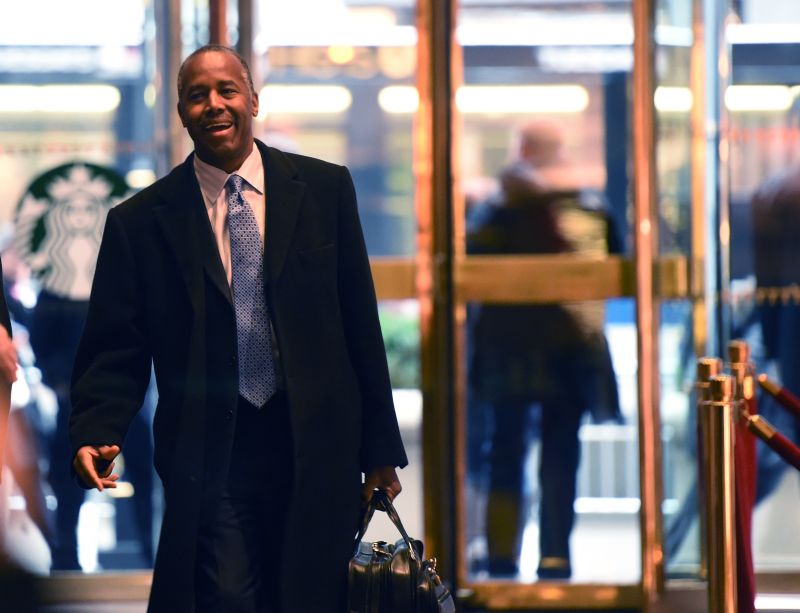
[176,44,255,100]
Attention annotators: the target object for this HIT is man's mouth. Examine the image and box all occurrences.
[204,121,233,133]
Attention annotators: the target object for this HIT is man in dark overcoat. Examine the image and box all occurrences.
[69,45,407,612]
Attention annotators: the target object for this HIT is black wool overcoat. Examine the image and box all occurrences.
[70,142,408,612]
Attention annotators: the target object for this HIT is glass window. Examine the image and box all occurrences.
[255,1,417,257]
[0,0,163,575]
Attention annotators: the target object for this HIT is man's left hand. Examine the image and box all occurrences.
[361,465,401,506]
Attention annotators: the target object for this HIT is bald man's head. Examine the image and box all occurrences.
[177,44,255,101]
[518,120,563,168]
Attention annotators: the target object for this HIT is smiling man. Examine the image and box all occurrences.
[69,45,407,613]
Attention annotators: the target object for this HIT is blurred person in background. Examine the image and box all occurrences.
[14,161,156,571]
[0,257,39,612]
[0,235,51,554]
[751,163,800,494]
[0,257,19,487]
[467,120,621,580]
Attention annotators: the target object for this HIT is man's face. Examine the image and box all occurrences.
[177,51,259,173]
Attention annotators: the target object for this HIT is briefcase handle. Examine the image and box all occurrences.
[354,488,420,564]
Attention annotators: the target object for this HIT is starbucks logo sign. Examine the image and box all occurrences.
[15,162,130,300]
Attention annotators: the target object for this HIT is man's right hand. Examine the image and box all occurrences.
[73,445,121,491]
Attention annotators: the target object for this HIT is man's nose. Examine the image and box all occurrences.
[205,91,224,112]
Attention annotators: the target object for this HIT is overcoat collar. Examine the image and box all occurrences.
[151,140,306,311]
[152,158,231,309]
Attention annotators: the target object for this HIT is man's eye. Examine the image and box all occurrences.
[188,92,205,101]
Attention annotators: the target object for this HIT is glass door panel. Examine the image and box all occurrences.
[454,0,642,602]
[652,0,700,578]
[0,0,163,579]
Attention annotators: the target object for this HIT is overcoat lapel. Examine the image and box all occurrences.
[152,156,233,308]
[259,142,306,283]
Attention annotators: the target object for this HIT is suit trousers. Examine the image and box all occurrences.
[195,392,293,613]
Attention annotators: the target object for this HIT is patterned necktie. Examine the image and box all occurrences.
[226,173,276,407]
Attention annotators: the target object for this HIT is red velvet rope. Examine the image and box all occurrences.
[757,374,800,420]
[764,430,800,471]
[743,385,800,473]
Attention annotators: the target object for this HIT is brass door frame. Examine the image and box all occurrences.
[416,0,459,585]
[632,0,665,604]
[415,0,692,609]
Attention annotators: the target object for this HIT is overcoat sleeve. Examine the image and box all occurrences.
[69,207,151,461]
[336,167,408,472]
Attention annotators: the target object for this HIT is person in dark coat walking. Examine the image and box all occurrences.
[69,45,407,612]
[0,258,40,613]
[467,120,621,580]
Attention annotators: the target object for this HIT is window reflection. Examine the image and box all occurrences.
[0,0,161,576]
[255,1,417,257]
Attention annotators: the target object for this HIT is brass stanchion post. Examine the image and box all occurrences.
[728,340,757,613]
[728,340,754,416]
[696,357,723,580]
[702,374,738,613]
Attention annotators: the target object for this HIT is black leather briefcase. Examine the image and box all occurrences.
[348,489,456,613]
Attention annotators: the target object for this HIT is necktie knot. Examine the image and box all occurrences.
[227,173,244,194]
[227,175,247,215]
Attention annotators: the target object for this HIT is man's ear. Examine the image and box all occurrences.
[251,92,259,118]
[177,102,187,127]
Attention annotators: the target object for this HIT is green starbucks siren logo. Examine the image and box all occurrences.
[15,162,130,300]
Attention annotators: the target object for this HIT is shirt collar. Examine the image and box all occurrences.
[193,142,264,206]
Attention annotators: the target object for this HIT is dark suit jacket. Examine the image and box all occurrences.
[70,142,407,612]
